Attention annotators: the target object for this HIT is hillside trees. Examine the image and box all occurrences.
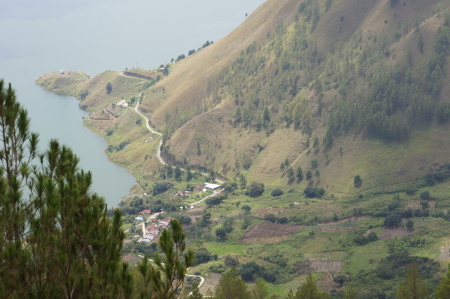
[137,219,195,299]
[396,263,430,299]
[293,273,328,299]
[0,80,132,298]
[436,264,450,298]
[157,2,450,180]
[0,80,193,298]
[326,16,450,142]
[247,181,265,197]
[106,82,113,94]
[214,268,251,299]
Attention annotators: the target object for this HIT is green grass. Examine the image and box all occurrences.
[34,6,450,296]
[205,243,247,256]
[266,282,288,296]
[343,240,389,275]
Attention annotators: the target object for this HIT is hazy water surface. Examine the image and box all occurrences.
[0,0,265,206]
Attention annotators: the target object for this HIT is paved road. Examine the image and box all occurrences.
[136,254,205,288]
[191,189,224,206]
[132,100,162,136]
[130,101,223,184]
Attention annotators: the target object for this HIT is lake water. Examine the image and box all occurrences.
[0,0,265,206]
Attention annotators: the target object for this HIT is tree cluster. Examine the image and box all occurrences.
[0,81,194,298]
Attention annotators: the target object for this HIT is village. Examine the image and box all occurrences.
[128,182,222,245]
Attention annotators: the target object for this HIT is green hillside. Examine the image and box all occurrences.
[151,0,450,195]
[34,0,450,297]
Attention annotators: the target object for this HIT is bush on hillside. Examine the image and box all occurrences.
[271,188,284,197]
[304,186,325,198]
[247,181,265,197]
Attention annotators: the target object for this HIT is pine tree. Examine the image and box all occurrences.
[296,166,303,181]
[295,273,328,299]
[188,281,203,299]
[0,80,132,298]
[436,264,450,299]
[396,263,429,299]
[252,278,269,299]
[0,81,194,298]
[214,268,251,299]
[343,286,357,299]
[138,218,195,299]
[0,80,37,298]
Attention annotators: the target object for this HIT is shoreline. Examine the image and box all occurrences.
[36,69,224,207]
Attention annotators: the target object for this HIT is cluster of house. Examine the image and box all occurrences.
[140,216,174,244]
[175,190,191,197]
[134,209,151,222]
[174,182,221,198]
[116,100,128,108]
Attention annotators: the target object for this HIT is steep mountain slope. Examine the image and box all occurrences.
[141,0,450,196]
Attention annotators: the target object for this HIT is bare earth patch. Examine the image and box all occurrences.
[436,246,450,261]
[242,223,303,244]
[379,228,413,239]
[296,261,342,274]
[90,109,116,121]
[312,216,367,232]
[318,216,368,226]
[313,226,354,232]
[253,207,285,217]
[185,206,206,220]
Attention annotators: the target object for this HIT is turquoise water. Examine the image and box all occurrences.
[0,0,265,206]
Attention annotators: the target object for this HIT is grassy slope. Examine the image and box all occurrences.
[139,0,300,125]
[36,0,450,195]
[36,0,450,295]
[36,69,162,191]
[151,0,450,196]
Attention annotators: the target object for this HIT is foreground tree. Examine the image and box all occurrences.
[137,218,195,299]
[214,268,251,299]
[0,79,38,298]
[294,274,328,299]
[188,281,203,299]
[252,278,269,299]
[396,263,429,299]
[0,80,133,298]
[436,264,450,299]
[0,80,193,298]
[342,286,357,299]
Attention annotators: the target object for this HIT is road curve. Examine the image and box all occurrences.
[130,101,223,184]
[136,254,206,288]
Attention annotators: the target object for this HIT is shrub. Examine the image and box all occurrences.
[271,188,284,197]
[384,214,402,228]
[241,205,251,213]
[152,182,174,195]
[247,181,265,197]
[420,191,430,200]
[304,187,325,198]
[106,82,112,94]
[264,214,277,223]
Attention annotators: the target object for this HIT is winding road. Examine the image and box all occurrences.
[129,101,224,184]
[126,90,225,293]
[136,254,205,289]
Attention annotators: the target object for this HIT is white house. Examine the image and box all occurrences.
[205,182,221,190]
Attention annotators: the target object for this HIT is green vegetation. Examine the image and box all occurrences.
[0,80,194,298]
[34,0,450,297]
[106,81,112,94]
